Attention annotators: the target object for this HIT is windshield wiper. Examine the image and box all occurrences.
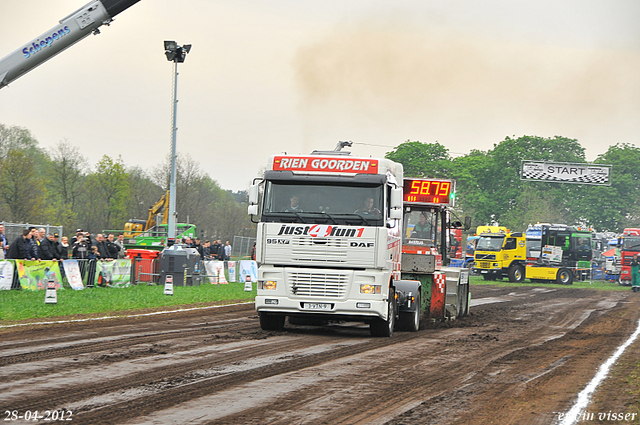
[328,213,372,226]
[294,211,338,224]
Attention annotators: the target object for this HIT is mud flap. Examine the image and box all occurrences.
[430,272,446,319]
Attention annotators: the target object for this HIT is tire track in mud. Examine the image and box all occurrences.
[0,307,257,367]
[72,334,415,424]
[2,287,636,425]
[207,293,622,425]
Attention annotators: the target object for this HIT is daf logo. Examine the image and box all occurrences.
[350,242,374,248]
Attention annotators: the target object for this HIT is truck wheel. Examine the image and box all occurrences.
[370,288,396,337]
[508,264,525,283]
[398,291,421,332]
[259,312,285,331]
[556,268,573,285]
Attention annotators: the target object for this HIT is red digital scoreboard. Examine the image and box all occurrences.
[403,178,454,206]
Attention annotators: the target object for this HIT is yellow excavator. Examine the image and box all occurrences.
[124,191,170,238]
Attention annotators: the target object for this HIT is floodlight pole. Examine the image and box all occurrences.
[163,41,190,246]
[168,59,179,245]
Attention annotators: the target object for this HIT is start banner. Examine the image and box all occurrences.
[521,161,611,186]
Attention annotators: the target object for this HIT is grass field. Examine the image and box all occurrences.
[0,275,630,325]
[0,282,256,324]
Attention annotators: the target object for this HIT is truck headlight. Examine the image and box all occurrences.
[360,284,381,294]
[259,280,277,290]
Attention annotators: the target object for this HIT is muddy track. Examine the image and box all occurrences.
[1,285,639,425]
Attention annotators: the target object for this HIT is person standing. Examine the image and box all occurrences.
[194,238,204,258]
[224,241,232,260]
[26,227,38,260]
[94,234,110,259]
[72,234,89,259]
[115,234,126,259]
[631,254,640,293]
[106,234,120,259]
[59,235,70,259]
[38,233,58,260]
[0,224,8,259]
[6,229,32,260]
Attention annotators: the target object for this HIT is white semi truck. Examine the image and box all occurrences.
[0,0,141,89]
[248,143,469,336]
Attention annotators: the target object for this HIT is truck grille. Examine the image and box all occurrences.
[478,261,492,269]
[475,254,496,260]
[288,271,348,298]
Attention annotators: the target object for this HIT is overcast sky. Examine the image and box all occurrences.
[1,0,639,191]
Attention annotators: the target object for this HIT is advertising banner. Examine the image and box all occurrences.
[62,260,84,290]
[204,260,228,284]
[239,260,258,283]
[16,260,62,291]
[94,259,132,287]
[227,261,236,282]
[521,161,611,185]
[0,260,14,290]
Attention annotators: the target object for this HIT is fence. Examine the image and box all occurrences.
[1,222,64,244]
[232,236,256,259]
[0,257,254,290]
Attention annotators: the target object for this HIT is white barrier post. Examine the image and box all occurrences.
[164,274,174,295]
[44,279,57,304]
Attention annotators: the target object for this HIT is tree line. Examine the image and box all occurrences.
[386,136,640,233]
[0,123,256,242]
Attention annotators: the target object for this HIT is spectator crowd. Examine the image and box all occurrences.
[2,226,125,262]
[0,224,235,263]
[181,237,232,261]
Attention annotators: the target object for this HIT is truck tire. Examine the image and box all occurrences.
[370,288,396,337]
[508,264,525,283]
[259,312,285,331]
[398,291,421,332]
[556,268,573,285]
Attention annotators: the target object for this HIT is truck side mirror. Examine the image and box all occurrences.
[248,184,259,205]
[390,187,402,209]
[389,208,402,220]
[248,205,258,216]
[464,216,472,231]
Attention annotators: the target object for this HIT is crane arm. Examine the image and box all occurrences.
[145,190,170,230]
[0,0,141,89]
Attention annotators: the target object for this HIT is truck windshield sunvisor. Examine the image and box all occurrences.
[264,170,386,185]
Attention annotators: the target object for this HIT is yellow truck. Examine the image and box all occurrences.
[473,229,527,282]
[474,224,593,285]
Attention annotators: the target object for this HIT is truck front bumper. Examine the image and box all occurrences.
[256,296,388,321]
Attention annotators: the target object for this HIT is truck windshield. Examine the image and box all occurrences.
[261,180,384,226]
[403,209,437,246]
[622,237,640,252]
[476,235,505,251]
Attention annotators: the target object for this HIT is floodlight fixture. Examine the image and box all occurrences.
[164,40,191,63]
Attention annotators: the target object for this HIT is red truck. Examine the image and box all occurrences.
[618,228,640,285]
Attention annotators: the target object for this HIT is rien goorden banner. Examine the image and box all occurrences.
[521,161,611,186]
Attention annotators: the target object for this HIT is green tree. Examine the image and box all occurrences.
[0,149,46,222]
[386,141,451,178]
[46,140,88,231]
[127,166,164,223]
[84,155,131,231]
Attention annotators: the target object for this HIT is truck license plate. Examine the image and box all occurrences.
[304,303,331,310]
